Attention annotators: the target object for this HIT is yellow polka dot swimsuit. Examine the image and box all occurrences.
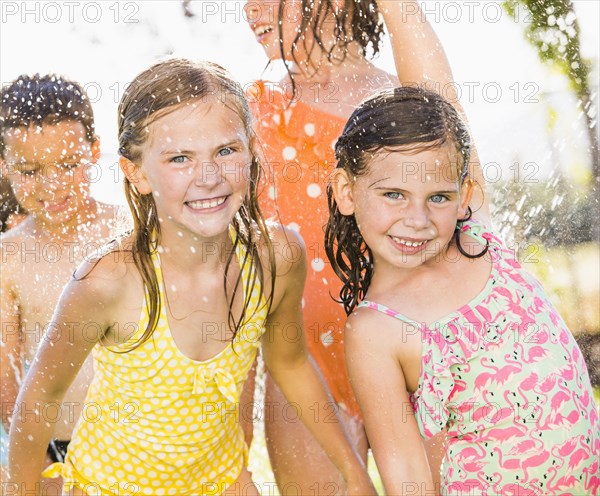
[43,233,267,495]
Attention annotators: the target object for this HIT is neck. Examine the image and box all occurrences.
[156,226,234,274]
[284,42,373,85]
[32,198,99,241]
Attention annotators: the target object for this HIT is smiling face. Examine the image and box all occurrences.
[126,97,252,242]
[333,146,473,272]
[245,0,315,62]
[1,121,98,228]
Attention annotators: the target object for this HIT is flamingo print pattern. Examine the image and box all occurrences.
[359,221,599,495]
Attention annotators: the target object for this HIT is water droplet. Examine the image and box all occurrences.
[306,183,321,198]
[311,258,325,272]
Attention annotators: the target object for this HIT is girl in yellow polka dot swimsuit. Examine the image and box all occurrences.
[8,59,375,496]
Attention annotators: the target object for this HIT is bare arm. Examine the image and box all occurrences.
[345,309,435,494]
[424,430,446,488]
[8,260,115,491]
[0,242,23,431]
[261,227,375,495]
[377,0,490,222]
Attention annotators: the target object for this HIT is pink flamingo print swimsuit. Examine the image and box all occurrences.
[359,220,599,495]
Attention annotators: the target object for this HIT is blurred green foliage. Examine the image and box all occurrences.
[502,0,598,183]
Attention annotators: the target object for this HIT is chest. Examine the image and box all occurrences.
[385,254,493,326]
[158,265,259,363]
[14,254,75,321]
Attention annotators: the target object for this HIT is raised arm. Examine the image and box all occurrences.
[377,0,490,221]
[8,259,114,491]
[378,0,453,91]
[261,226,375,495]
[344,308,435,494]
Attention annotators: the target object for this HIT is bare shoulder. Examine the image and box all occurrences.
[0,217,35,281]
[369,66,399,89]
[96,201,119,220]
[70,233,141,309]
[256,222,306,275]
[270,221,305,267]
[345,304,406,356]
[255,222,306,308]
[345,306,383,340]
[0,215,34,244]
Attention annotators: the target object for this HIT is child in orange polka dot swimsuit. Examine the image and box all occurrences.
[245,0,461,489]
[8,59,375,496]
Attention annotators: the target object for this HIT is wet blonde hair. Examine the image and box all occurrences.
[118,58,275,349]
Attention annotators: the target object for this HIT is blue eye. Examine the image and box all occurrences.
[218,147,234,157]
[430,194,449,203]
[170,155,188,163]
[384,191,403,200]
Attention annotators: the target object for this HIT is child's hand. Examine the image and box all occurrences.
[345,471,378,496]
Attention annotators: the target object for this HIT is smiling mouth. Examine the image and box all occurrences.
[389,236,429,248]
[42,196,71,212]
[253,25,274,38]
[186,196,228,210]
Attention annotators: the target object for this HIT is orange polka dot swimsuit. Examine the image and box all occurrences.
[43,232,267,495]
[248,81,360,418]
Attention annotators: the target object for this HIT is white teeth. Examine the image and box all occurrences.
[187,197,226,210]
[254,25,273,36]
[392,237,427,247]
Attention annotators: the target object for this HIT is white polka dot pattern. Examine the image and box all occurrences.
[42,229,268,495]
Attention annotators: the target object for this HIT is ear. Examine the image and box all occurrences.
[457,178,475,219]
[0,158,14,183]
[329,169,355,216]
[91,137,101,163]
[119,156,152,195]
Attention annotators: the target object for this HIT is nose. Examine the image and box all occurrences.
[192,160,224,187]
[39,164,66,189]
[244,0,276,24]
[403,201,430,230]
[244,1,259,21]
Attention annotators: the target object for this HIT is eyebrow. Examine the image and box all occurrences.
[372,186,459,195]
[368,177,391,188]
[8,157,84,166]
[160,139,244,156]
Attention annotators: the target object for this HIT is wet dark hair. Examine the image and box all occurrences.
[0,73,95,158]
[325,86,484,316]
[117,58,275,350]
[0,177,26,232]
[279,0,385,92]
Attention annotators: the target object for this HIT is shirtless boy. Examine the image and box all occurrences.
[0,74,118,482]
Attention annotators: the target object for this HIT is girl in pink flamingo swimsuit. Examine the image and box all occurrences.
[325,86,599,495]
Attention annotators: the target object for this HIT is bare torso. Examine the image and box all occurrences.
[1,202,120,440]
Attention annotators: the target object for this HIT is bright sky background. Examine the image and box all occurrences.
[1,0,598,206]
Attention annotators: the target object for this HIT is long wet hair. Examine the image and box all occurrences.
[279,0,385,92]
[325,86,480,316]
[118,58,275,350]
